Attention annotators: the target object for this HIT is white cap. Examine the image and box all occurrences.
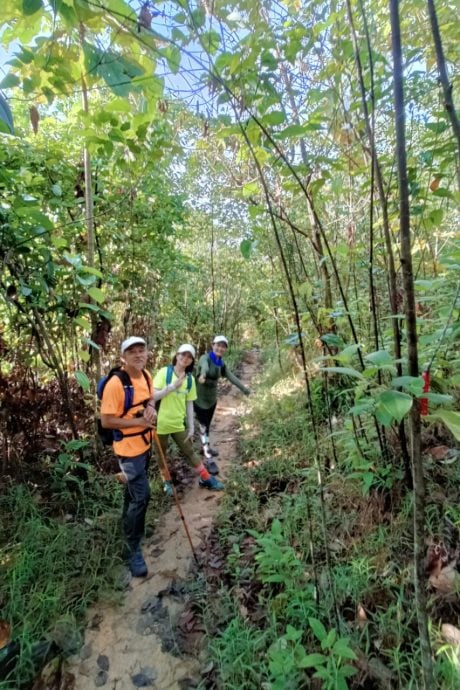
[121,336,146,354]
[213,335,228,346]
[177,343,196,358]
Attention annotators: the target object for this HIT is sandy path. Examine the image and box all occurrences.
[66,350,259,690]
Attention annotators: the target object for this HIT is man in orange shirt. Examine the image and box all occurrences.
[100,336,156,577]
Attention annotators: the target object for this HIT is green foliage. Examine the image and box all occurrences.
[0,481,122,685]
[0,0,459,686]
[427,410,460,441]
[249,519,305,587]
[199,350,460,689]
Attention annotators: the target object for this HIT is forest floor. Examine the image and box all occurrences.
[64,349,260,690]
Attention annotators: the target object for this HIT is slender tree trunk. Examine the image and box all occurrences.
[210,198,216,332]
[79,24,100,457]
[239,117,342,631]
[426,0,460,186]
[277,57,333,310]
[389,1,434,685]
[347,0,411,483]
[79,26,95,277]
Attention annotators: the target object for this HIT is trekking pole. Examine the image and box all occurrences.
[152,430,200,567]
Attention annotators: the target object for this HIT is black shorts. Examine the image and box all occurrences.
[194,402,217,432]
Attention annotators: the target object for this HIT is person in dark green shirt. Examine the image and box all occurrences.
[194,335,250,474]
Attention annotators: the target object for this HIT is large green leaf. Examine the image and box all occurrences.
[365,350,394,367]
[75,371,90,391]
[336,344,361,363]
[262,111,286,126]
[309,617,327,643]
[297,653,326,668]
[320,333,344,348]
[22,0,43,15]
[240,239,254,259]
[87,286,105,304]
[276,124,308,139]
[392,375,424,395]
[74,317,91,330]
[83,43,144,96]
[163,46,181,74]
[426,410,460,441]
[349,397,374,416]
[0,74,21,89]
[375,390,412,426]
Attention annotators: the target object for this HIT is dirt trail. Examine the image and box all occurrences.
[66,350,259,690]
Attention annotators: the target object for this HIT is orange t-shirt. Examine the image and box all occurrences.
[101,370,153,458]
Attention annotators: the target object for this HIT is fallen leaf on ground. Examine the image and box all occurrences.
[429,561,459,593]
[426,542,449,577]
[426,446,451,460]
[441,624,460,646]
[356,604,368,629]
[0,620,11,649]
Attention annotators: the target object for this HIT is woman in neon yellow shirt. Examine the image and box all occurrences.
[153,344,224,492]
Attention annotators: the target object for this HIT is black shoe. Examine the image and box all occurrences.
[129,550,148,577]
[200,447,219,457]
[204,459,219,475]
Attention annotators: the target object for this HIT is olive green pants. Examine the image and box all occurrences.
[156,431,201,479]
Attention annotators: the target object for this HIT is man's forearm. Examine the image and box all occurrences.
[101,414,151,430]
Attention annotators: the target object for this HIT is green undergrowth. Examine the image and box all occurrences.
[0,459,167,689]
[195,351,460,690]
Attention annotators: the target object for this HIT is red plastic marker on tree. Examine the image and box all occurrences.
[420,370,430,416]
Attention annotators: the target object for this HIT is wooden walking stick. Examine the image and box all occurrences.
[153,430,199,566]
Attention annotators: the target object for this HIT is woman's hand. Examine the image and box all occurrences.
[198,375,206,384]
[184,428,194,443]
[171,373,186,390]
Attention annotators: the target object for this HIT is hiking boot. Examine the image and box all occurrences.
[163,480,173,497]
[199,476,224,491]
[204,459,219,475]
[129,550,148,577]
[200,447,219,457]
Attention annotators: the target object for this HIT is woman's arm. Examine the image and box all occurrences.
[223,366,250,395]
[153,372,185,400]
[185,400,195,441]
[198,354,210,383]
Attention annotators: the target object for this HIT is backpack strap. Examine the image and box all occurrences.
[112,369,152,445]
[112,369,152,415]
[166,365,192,392]
[112,369,134,416]
[166,365,174,386]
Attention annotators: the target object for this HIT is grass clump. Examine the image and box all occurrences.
[0,461,166,688]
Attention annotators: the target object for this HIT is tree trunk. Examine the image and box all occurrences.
[389,0,434,684]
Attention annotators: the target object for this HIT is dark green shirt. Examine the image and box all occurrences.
[195,353,250,409]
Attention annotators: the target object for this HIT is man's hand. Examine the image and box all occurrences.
[198,375,206,384]
[143,404,157,425]
[138,415,154,428]
[184,428,194,443]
